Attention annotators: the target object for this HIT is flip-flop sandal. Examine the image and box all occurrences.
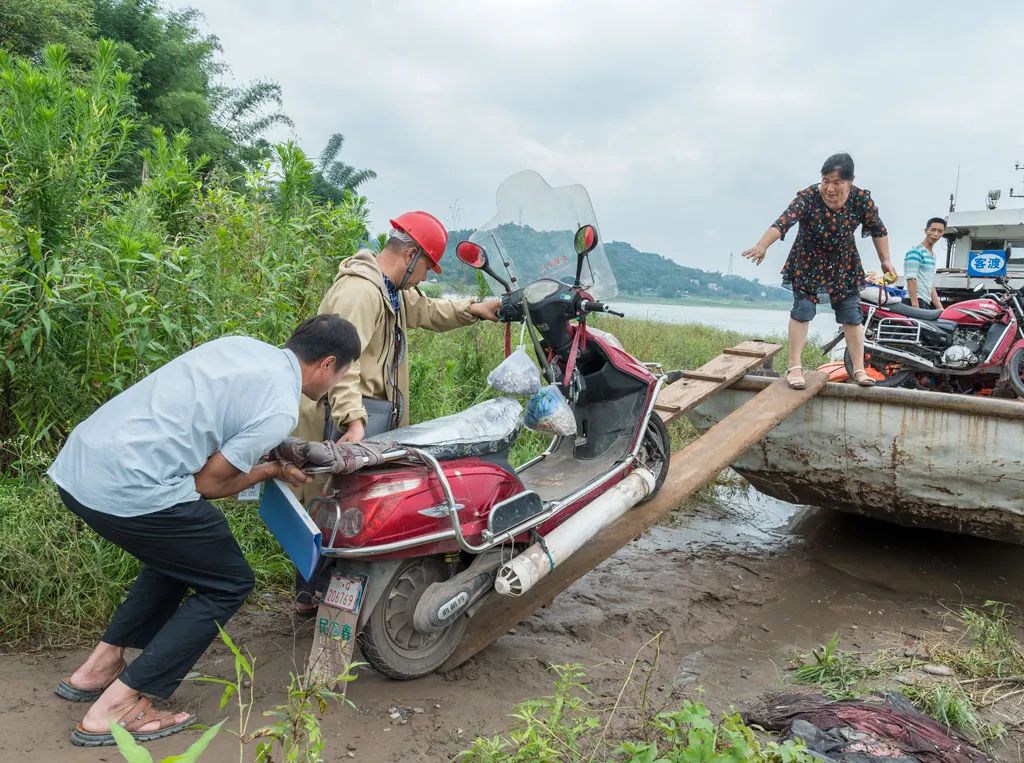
[853,370,876,387]
[56,658,127,702]
[70,696,195,747]
[785,366,806,390]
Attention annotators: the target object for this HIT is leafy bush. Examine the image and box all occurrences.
[0,42,368,472]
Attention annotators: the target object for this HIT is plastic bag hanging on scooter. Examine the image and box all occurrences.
[487,321,541,396]
[524,384,576,436]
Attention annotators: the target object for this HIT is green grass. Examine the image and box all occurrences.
[790,614,1022,750]
[900,683,1006,744]
[944,601,1024,679]
[792,633,881,699]
[0,481,293,649]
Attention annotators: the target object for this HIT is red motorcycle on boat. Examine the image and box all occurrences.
[839,275,1024,396]
[309,171,671,679]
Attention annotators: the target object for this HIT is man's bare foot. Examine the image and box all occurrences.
[68,642,127,692]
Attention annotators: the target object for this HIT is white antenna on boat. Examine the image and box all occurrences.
[944,166,960,268]
[1010,161,1024,198]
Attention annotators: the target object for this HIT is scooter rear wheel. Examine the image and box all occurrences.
[359,557,467,680]
[637,413,671,504]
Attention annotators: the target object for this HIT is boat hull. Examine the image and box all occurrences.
[687,376,1024,543]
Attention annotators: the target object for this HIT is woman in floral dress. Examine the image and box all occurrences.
[742,153,896,388]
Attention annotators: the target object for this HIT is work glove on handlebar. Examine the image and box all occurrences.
[269,437,392,474]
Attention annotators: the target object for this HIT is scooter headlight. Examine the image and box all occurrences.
[524,279,560,304]
[316,504,363,539]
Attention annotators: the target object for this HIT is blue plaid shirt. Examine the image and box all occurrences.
[383,275,405,368]
[383,275,401,314]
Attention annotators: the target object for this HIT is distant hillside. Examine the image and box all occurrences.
[433,226,789,303]
[602,240,790,302]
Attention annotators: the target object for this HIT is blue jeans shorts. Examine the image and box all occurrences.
[791,291,862,326]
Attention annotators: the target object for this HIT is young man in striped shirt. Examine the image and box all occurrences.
[903,217,946,309]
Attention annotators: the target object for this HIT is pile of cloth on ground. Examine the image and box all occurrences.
[744,692,991,763]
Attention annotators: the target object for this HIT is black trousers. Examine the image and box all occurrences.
[59,489,255,699]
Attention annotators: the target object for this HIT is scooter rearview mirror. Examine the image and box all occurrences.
[457,240,511,292]
[574,225,598,257]
[573,224,598,287]
[456,241,487,270]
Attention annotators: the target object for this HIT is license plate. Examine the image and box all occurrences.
[236,484,262,502]
[322,573,367,614]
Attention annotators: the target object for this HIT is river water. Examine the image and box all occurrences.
[614,300,836,341]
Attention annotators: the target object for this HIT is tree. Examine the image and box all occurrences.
[0,41,133,446]
[310,133,377,205]
[92,0,291,172]
[0,0,96,65]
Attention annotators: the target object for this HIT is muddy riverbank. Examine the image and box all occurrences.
[3,480,1023,761]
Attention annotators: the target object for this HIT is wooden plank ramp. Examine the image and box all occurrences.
[652,340,781,422]
[440,344,825,672]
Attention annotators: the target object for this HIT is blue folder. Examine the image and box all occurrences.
[258,479,322,582]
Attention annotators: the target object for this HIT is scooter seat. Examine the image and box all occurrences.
[881,302,942,321]
[367,397,524,461]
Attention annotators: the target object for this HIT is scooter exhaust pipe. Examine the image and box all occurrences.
[412,550,503,633]
[494,468,656,597]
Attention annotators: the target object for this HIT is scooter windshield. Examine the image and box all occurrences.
[469,170,618,299]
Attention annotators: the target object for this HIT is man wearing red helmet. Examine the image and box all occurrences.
[292,210,500,498]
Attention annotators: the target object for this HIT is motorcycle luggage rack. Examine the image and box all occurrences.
[876,317,922,345]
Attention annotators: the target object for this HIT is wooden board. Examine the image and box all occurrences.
[654,341,781,423]
[440,370,826,672]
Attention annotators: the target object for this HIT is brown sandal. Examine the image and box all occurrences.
[70,696,195,747]
[785,366,806,390]
[852,370,876,387]
[56,658,127,702]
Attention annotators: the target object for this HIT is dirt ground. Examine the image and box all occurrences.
[3,482,1024,762]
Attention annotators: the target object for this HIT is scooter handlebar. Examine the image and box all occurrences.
[581,300,624,318]
[497,289,525,323]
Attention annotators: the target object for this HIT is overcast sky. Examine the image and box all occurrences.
[172,1,1024,284]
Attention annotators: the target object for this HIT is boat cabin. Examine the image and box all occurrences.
[936,180,1024,302]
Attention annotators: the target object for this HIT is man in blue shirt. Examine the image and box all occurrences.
[47,314,360,747]
[904,217,946,309]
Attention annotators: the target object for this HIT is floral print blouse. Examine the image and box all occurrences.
[772,184,888,301]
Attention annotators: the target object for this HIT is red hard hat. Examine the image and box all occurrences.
[390,211,448,274]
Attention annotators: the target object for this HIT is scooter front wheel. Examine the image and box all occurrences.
[359,557,467,680]
[637,413,671,504]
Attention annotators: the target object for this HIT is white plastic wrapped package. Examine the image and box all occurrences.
[487,345,541,396]
[585,326,624,351]
[524,385,577,436]
[859,286,907,305]
[369,397,523,460]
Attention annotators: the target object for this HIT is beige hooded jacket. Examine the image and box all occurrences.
[293,249,476,451]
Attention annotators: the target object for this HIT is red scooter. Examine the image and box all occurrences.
[310,171,671,679]
[842,276,1024,396]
